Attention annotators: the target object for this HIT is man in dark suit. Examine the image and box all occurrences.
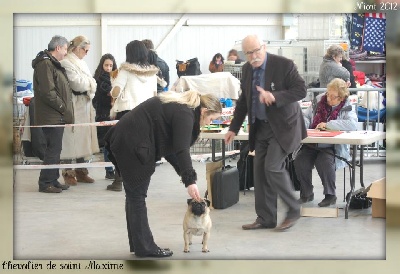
[225,34,307,231]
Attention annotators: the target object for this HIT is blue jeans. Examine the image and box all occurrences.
[104,148,113,172]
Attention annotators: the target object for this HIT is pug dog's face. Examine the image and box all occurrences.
[187,199,210,217]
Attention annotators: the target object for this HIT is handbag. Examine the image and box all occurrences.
[349,192,372,209]
[176,57,202,77]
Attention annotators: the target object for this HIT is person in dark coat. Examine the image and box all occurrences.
[93,53,118,179]
[104,90,222,258]
[32,35,74,193]
[341,57,357,89]
[225,34,307,231]
[142,39,170,93]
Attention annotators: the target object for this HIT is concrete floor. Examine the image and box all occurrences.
[13,153,386,260]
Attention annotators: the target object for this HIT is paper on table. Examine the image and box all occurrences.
[307,130,344,137]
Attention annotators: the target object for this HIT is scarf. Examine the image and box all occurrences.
[310,95,346,129]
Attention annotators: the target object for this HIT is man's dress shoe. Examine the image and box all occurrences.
[242,221,275,230]
[275,217,299,232]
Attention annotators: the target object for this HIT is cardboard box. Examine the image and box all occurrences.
[367,177,386,218]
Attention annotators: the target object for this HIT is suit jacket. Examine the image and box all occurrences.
[229,53,307,154]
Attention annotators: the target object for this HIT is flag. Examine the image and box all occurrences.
[362,13,386,53]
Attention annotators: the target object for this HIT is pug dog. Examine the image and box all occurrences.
[183,198,212,253]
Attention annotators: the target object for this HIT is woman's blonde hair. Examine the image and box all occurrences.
[68,35,91,53]
[327,78,349,99]
[159,90,222,114]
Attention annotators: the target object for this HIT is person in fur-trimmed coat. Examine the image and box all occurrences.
[60,35,99,185]
[110,40,158,120]
[106,40,158,191]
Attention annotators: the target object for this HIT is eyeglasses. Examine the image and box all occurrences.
[325,92,340,100]
[244,45,264,56]
[81,48,89,54]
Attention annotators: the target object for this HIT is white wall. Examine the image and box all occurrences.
[14,13,283,87]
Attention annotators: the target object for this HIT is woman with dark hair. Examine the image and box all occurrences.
[111,40,158,119]
[209,52,225,73]
[341,54,357,89]
[107,40,158,191]
[104,90,222,258]
[93,53,118,180]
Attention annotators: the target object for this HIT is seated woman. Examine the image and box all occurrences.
[227,49,244,64]
[294,78,357,207]
[209,53,224,73]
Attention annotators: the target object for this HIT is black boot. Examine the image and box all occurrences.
[106,171,122,191]
[105,170,115,180]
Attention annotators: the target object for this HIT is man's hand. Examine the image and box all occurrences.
[256,86,275,106]
[224,130,236,145]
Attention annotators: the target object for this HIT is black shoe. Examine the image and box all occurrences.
[298,193,314,204]
[53,181,70,190]
[105,170,115,180]
[39,185,62,193]
[136,248,173,258]
[318,195,337,207]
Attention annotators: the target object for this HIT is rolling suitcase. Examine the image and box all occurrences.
[212,165,239,209]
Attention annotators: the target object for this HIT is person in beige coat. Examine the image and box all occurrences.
[60,35,99,185]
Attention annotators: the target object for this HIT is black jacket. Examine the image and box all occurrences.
[148,50,170,92]
[104,97,200,189]
[93,71,112,118]
[341,59,357,88]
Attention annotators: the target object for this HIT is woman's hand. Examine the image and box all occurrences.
[316,122,327,130]
[187,184,201,201]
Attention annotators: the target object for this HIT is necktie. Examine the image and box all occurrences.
[251,68,261,124]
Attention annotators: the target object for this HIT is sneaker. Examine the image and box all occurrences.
[105,170,115,180]
[39,185,62,193]
[318,195,337,207]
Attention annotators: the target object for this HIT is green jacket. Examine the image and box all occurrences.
[32,50,74,126]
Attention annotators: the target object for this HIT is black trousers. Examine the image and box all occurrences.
[124,179,159,256]
[38,127,64,188]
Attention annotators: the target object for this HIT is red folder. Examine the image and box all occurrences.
[307,130,344,137]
